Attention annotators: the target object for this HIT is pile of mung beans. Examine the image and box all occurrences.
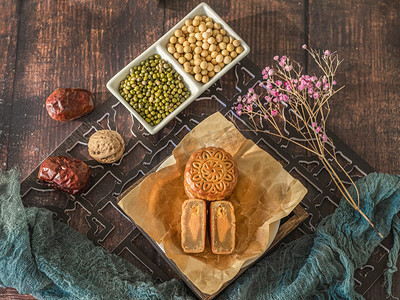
[167,15,244,84]
[119,54,190,126]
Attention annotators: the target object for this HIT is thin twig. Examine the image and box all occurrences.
[233,46,383,238]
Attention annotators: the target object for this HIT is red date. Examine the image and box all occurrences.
[38,156,91,195]
[46,88,94,121]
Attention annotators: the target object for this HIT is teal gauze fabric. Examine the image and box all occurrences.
[0,169,399,300]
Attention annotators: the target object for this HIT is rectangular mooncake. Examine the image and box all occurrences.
[181,199,207,253]
[210,201,236,254]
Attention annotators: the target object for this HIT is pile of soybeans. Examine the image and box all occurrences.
[167,15,244,84]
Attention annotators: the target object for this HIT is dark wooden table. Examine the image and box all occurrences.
[0,0,399,299]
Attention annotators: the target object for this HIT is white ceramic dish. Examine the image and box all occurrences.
[106,2,250,135]
[155,155,280,268]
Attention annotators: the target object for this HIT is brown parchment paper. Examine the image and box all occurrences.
[118,112,307,295]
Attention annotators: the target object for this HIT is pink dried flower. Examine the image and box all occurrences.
[274,56,279,60]
[248,88,254,94]
[263,67,272,77]
[270,89,279,97]
[333,80,337,85]
[236,110,242,116]
[237,103,243,110]
[232,47,370,232]
[285,65,292,71]
[281,94,289,102]
[276,80,282,86]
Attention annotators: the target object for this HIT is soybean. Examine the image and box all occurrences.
[166,14,243,84]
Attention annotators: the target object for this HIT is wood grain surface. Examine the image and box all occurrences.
[0,0,399,299]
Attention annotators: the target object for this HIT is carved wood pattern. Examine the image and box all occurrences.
[20,57,386,298]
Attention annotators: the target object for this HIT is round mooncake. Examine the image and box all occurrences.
[184,147,238,201]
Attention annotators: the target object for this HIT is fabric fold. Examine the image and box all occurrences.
[385,214,400,295]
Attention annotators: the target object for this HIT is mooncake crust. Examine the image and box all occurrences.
[184,147,238,201]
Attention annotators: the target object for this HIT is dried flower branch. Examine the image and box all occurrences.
[233,45,383,238]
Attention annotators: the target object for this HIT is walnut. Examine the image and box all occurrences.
[88,130,125,164]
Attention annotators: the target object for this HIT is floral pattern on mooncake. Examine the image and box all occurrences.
[184,147,238,201]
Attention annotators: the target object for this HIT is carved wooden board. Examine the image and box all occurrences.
[20,57,387,298]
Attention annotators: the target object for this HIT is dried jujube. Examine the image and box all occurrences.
[46,88,94,121]
[38,156,91,195]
